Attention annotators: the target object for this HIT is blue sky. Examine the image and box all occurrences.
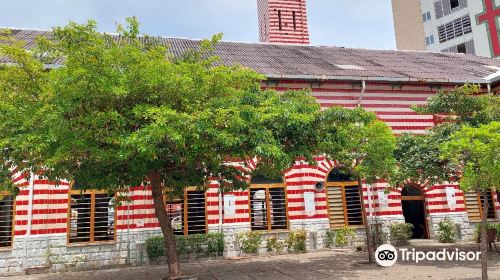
[0,0,396,50]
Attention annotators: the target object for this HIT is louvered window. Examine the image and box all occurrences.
[68,191,115,244]
[437,15,471,43]
[326,184,363,228]
[249,177,288,231]
[165,190,207,235]
[465,191,496,222]
[0,195,14,248]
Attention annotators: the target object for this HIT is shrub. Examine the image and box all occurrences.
[238,231,262,254]
[287,230,307,252]
[389,223,413,245]
[436,218,456,243]
[145,236,166,262]
[266,237,285,253]
[207,232,225,255]
[333,227,356,247]
[324,230,336,248]
[145,233,225,262]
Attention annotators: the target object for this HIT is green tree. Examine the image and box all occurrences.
[318,107,397,263]
[393,85,499,279]
[441,122,500,280]
[0,19,324,278]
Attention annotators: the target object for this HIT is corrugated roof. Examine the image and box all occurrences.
[3,28,500,84]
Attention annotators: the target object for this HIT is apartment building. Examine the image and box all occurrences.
[392,0,500,58]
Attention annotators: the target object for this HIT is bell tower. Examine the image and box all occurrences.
[257,0,310,44]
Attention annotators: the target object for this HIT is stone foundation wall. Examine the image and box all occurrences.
[0,228,162,275]
[427,212,474,241]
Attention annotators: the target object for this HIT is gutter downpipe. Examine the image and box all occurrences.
[357,81,375,223]
[357,80,366,106]
[23,172,35,269]
[218,186,223,233]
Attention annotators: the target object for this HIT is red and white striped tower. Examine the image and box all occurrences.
[257,0,310,44]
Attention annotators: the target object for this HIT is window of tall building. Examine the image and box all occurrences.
[450,0,460,9]
[292,11,297,30]
[457,43,466,54]
[437,15,471,43]
[423,11,432,22]
[0,195,14,248]
[278,10,282,31]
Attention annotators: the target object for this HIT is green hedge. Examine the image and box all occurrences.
[145,233,225,262]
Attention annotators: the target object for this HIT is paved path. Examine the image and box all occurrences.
[5,248,500,280]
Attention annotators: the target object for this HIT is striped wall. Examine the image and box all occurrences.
[4,80,497,243]
[262,80,489,135]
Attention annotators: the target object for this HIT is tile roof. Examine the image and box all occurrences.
[3,28,500,84]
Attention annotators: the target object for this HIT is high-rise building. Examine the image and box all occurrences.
[392,0,500,58]
[257,0,310,44]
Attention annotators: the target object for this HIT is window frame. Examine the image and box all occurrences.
[164,187,208,236]
[325,180,365,229]
[0,193,15,250]
[249,183,289,231]
[464,190,497,222]
[67,189,117,245]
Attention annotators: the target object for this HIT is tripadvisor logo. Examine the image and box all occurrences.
[375,244,398,267]
[375,244,481,267]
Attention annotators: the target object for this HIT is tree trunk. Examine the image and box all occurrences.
[480,191,489,280]
[358,176,374,264]
[149,170,181,279]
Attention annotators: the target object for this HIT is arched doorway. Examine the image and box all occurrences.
[401,185,428,239]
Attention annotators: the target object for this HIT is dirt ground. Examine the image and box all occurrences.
[4,245,500,280]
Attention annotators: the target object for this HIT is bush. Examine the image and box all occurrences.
[326,227,356,247]
[389,223,413,245]
[238,231,262,254]
[145,236,166,262]
[266,237,284,253]
[436,218,456,243]
[145,233,225,262]
[287,230,307,252]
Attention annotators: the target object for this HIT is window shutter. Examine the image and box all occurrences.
[326,186,346,228]
[434,1,444,19]
[465,192,481,222]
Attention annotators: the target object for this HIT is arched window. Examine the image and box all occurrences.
[249,175,287,231]
[325,167,363,228]
[0,194,14,248]
[68,184,116,244]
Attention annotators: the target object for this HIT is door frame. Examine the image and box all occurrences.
[401,185,429,239]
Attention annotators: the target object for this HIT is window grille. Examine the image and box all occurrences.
[250,184,287,231]
[165,190,206,235]
[68,191,115,243]
[0,195,14,248]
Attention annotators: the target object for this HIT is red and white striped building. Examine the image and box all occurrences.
[1,0,500,273]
